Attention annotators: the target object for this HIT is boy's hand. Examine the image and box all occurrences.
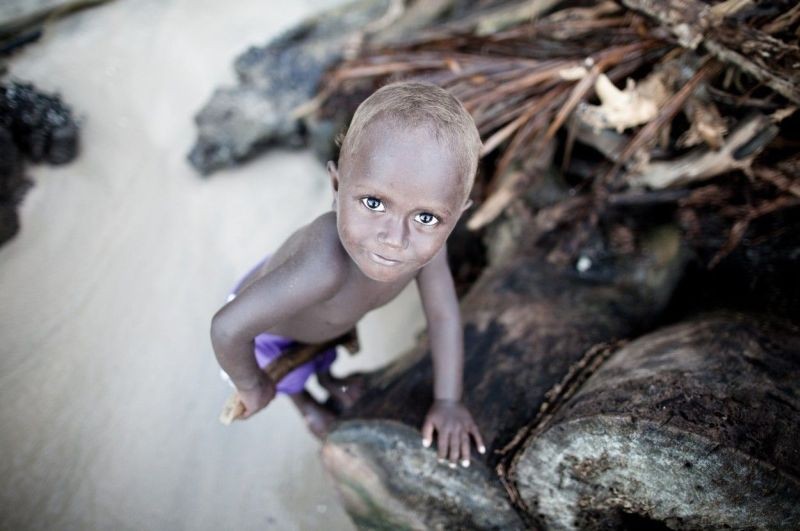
[421,399,486,468]
[237,374,277,418]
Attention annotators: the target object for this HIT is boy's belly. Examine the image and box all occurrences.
[267,300,382,343]
[268,319,358,345]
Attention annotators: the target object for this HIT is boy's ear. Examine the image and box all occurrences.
[327,160,340,209]
[461,198,474,212]
[327,160,340,192]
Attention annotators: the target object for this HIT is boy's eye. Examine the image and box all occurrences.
[361,197,385,212]
[414,212,439,226]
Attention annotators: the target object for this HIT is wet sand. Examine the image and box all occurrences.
[0,1,424,529]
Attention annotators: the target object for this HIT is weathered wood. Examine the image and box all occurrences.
[187,0,394,175]
[367,0,450,46]
[579,71,671,133]
[509,313,800,530]
[0,0,113,41]
[321,225,687,529]
[678,94,726,149]
[323,421,525,530]
[429,0,562,37]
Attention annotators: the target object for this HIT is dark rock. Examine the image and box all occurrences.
[0,125,29,245]
[0,81,80,164]
[0,81,80,247]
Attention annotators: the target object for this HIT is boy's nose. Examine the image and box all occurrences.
[377,217,409,250]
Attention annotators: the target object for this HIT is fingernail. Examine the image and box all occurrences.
[479,446,486,454]
[461,459,470,468]
[448,462,457,469]
[422,439,431,448]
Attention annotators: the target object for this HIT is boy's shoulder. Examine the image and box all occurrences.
[292,211,351,283]
[302,211,343,255]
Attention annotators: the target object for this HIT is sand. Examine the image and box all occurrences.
[0,1,425,529]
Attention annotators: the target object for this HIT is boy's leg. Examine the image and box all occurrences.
[317,369,366,410]
[288,391,337,440]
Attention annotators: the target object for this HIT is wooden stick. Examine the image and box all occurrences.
[219,330,359,425]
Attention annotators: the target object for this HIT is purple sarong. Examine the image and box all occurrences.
[222,254,337,395]
[251,333,336,395]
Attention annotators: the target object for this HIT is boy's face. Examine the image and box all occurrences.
[330,122,471,282]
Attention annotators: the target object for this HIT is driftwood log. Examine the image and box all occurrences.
[509,313,800,530]
[187,0,395,175]
[0,0,114,54]
[321,224,687,529]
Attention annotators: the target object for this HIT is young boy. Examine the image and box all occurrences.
[211,81,486,467]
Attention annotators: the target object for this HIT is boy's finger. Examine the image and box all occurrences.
[448,429,461,464]
[437,430,449,460]
[471,425,487,455]
[460,431,471,467]
[238,400,250,419]
[421,420,434,448]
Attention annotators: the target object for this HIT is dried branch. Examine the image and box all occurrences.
[602,59,721,187]
[314,0,798,270]
[708,194,800,268]
[622,0,800,103]
[627,113,778,190]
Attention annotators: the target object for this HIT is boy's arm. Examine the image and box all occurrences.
[416,246,485,466]
[210,236,345,415]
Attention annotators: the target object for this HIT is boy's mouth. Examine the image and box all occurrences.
[368,252,401,266]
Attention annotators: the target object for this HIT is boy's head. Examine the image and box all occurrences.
[328,81,482,282]
[337,81,481,200]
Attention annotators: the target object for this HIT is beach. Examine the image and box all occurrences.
[0,1,425,529]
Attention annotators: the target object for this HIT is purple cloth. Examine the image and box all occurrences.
[252,333,336,395]
[228,254,337,395]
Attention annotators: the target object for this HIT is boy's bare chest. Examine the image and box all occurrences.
[314,276,411,327]
[269,279,410,342]
[272,273,413,343]
[272,277,411,343]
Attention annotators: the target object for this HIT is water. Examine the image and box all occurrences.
[0,1,424,529]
